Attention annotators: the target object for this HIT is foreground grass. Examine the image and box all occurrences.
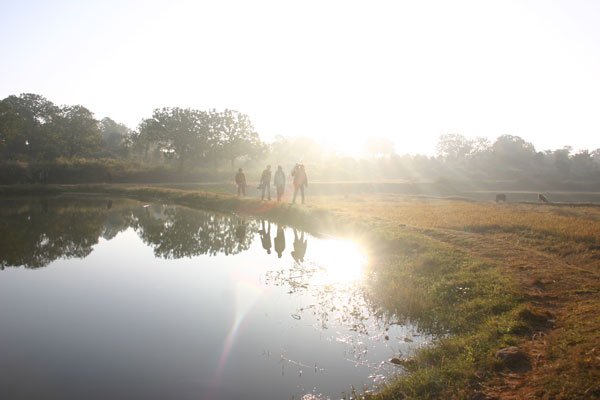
[2,185,598,399]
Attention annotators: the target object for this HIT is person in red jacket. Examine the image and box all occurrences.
[291,163,308,204]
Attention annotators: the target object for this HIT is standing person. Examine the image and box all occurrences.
[291,163,308,204]
[259,165,272,200]
[235,168,247,197]
[274,165,286,202]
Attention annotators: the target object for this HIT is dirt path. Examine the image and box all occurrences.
[410,225,600,399]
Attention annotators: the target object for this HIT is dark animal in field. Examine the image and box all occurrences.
[538,194,550,203]
[495,194,507,203]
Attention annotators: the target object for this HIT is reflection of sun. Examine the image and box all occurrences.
[308,239,367,286]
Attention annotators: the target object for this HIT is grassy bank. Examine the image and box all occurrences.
[1,184,598,399]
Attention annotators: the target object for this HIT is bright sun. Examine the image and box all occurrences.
[306,239,368,286]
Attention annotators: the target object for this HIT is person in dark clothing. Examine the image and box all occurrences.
[291,228,307,263]
[235,168,247,196]
[274,224,286,258]
[274,165,286,202]
[291,163,308,204]
[259,165,272,200]
[259,220,272,254]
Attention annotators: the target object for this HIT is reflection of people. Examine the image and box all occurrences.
[235,219,247,243]
[291,163,308,204]
[274,165,286,202]
[259,220,272,254]
[291,228,307,263]
[259,165,272,200]
[235,168,247,197]
[274,224,286,258]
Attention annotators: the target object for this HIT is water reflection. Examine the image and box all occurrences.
[274,224,286,258]
[292,228,307,263]
[0,197,430,400]
[259,220,272,255]
[0,198,260,269]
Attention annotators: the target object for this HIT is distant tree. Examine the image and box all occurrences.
[137,108,205,168]
[436,134,473,163]
[571,149,595,177]
[552,146,572,177]
[133,107,265,168]
[469,137,491,156]
[269,135,325,165]
[217,109,263,166]
[491,135,536,171]
[0,93,59,159]
[100,117,131,157]
[52,105,102,158]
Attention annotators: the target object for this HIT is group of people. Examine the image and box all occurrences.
[259,221,307,262]
[235,163,308,204]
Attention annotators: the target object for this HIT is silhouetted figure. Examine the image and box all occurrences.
[495,193,506,203]
[107,200,113,209]
[538,193,550,203]
[259,220,272,254]
[291,228,307,263]
[274,165,286,202]
[259,165,272,200]
[106,171,113,184]
[235,168,247,197]
[274,225,286,258]
[291,163,308,204]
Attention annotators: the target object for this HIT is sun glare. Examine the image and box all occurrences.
[307,239,368,286]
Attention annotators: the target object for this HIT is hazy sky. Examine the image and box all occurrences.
[1,0,599,155]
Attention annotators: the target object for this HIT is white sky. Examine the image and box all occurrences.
[1,0,599,155]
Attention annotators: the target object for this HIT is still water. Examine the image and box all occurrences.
[0,196,427,400]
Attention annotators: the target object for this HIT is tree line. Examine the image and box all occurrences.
[434,133,600,180]
[2,92,599,185]
[0,93,265,167]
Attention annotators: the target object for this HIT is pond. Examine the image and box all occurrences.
[0,196,429,400]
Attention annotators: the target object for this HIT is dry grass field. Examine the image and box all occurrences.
[309,195,600,399]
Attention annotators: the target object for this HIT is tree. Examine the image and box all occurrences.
[52,105,102,158]
[217,109,263,166]
[0,93,59,159]
[571,149,595,177]
[491,135,536,171]
[138,107,205,168]
[133,107,265,167]
[100,117,131,157]
[552,146,572,177]
[436,134,473,163]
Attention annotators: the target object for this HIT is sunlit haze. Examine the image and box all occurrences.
[1,0,599,155]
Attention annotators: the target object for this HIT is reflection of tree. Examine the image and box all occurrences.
[0,198,125,269]
[0,198,258,269]
[132,206,258,258]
